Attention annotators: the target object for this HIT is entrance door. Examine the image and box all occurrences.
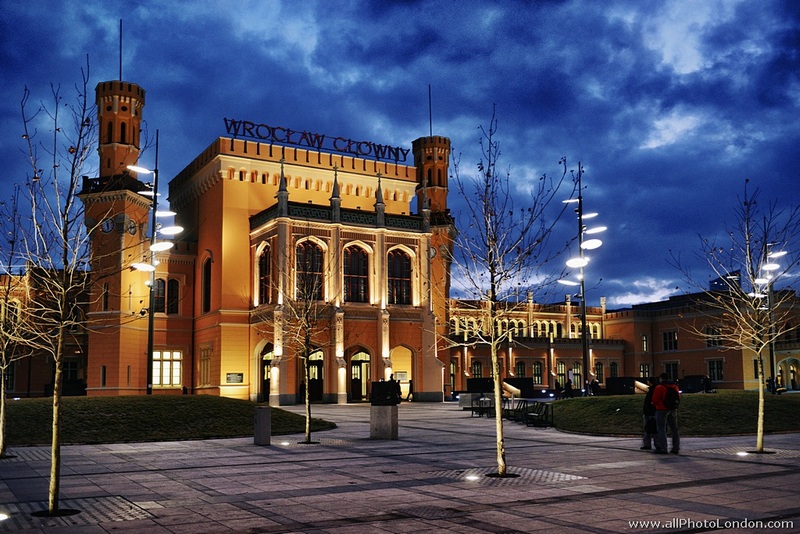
[261,344,273,402]
[350,351,370,401]
[307,350,323,402]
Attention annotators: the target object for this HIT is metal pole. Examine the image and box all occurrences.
[146,130,159,395]
[577,166,589,395]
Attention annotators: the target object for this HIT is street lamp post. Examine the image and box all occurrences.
[128,130,183,395]
[559,163,605,395]
[758,247,788,393]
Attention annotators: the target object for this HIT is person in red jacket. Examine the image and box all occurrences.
[651,373,680,454]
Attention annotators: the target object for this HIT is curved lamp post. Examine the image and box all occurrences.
[754,247,789,392]
[559,164,606,395]
[128,130,183,394]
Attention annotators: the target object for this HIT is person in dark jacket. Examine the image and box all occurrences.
[641,377,658,450]
[651,373,680,454]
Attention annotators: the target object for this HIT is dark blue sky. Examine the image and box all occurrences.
[2,0,798,307]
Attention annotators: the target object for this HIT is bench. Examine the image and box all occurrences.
[502,399,528,422]
[471,396,494,417]
[524,401,553,427]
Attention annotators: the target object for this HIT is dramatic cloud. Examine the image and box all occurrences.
[2,0,798,308]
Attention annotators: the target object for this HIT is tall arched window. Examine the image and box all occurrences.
[532,362,543,384]
[167,279,179,314]
[258,246,270,305]
[153,279,166,313]
[515,360,525,378]
[471,360,483,378]
[387,249,411,305]
[106,121,113,144]
[343,247,368,303]
[296,241,323,301]
[120,121,127,143]
[202,258,212,313]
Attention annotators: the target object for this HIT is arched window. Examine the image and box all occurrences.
[167,279,179,314]
[471,360,483,378]
[387,249,411,305]
[515,360,525,378]
[258,246,270,305]
[120,122,127,144]
[106,121,113,144]
[202,258,212,313]
[343,246,369,303]
[296,241,323,301]
[532,362,543,384]
[153,278,166,313]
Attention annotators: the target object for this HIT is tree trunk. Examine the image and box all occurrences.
[0,369,7,458]
[491,341,507,476]
[756,354,765,452]
[304,357,311,443]
[48,330,65,513]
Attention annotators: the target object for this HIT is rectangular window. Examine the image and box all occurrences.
[708,359,723,381]
[3,361,15,392]
[706,325,723,347]
[153,350,183,387]
[101,365,107,387]
[639,363,650,378]
[610,362,619,378]
[557,361,566,387]
[532,362,543,384]
[200,347,212,386]
[664,362,678,381]
[641,334,648,352]
[595,362,604,384]
[662,331,678,351]
[63,361,79,381]
[102,283,109,311]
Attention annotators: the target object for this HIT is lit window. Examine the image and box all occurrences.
[258,246,270,305]
[153,350,183,387]
[296,242,323,301]
[343,247,369,303]
[387,250,411,305]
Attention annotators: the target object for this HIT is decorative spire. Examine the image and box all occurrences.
[374,172,385,227]
[276,158,288,216]
[330,165,341,222]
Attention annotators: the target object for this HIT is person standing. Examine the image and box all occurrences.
[406,379,413,401]
[651,373,680,454]
[640,377,658,450]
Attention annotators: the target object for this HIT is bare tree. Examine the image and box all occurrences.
[450,109,575,476]
[0,186,33,458]
[18,59,97,514]
[671,181,800,452]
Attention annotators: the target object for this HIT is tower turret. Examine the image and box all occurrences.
[96,80,146,180]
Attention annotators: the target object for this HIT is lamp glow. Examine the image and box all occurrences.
[131,262,156,272]
[558,279,580,286]
[768,250,787,259]
[127,164,153,174]
[581,239,603,250]
[150,242,174,252]
[585,226,607,235]
[762,263,780,271]
[566,257,589,268]
[159,225,184,236]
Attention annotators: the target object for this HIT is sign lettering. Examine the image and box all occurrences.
[224,118,410,163]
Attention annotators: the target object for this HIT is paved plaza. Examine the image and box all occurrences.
[1,402,799,533]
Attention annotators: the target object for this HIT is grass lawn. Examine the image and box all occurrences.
[553,389,800,436]
[4,390,798,447]
[4,395,336,446]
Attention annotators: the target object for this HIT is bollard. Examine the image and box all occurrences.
[254,406,271,446]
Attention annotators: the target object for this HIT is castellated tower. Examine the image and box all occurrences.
[96,81,146,177]
[78,80,153,395]
[412,136,454,348]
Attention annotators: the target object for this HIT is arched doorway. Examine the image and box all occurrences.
[390,346,413,400]
[260,343,274,402]
[350,351,371,401]
[307,350,324,402]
